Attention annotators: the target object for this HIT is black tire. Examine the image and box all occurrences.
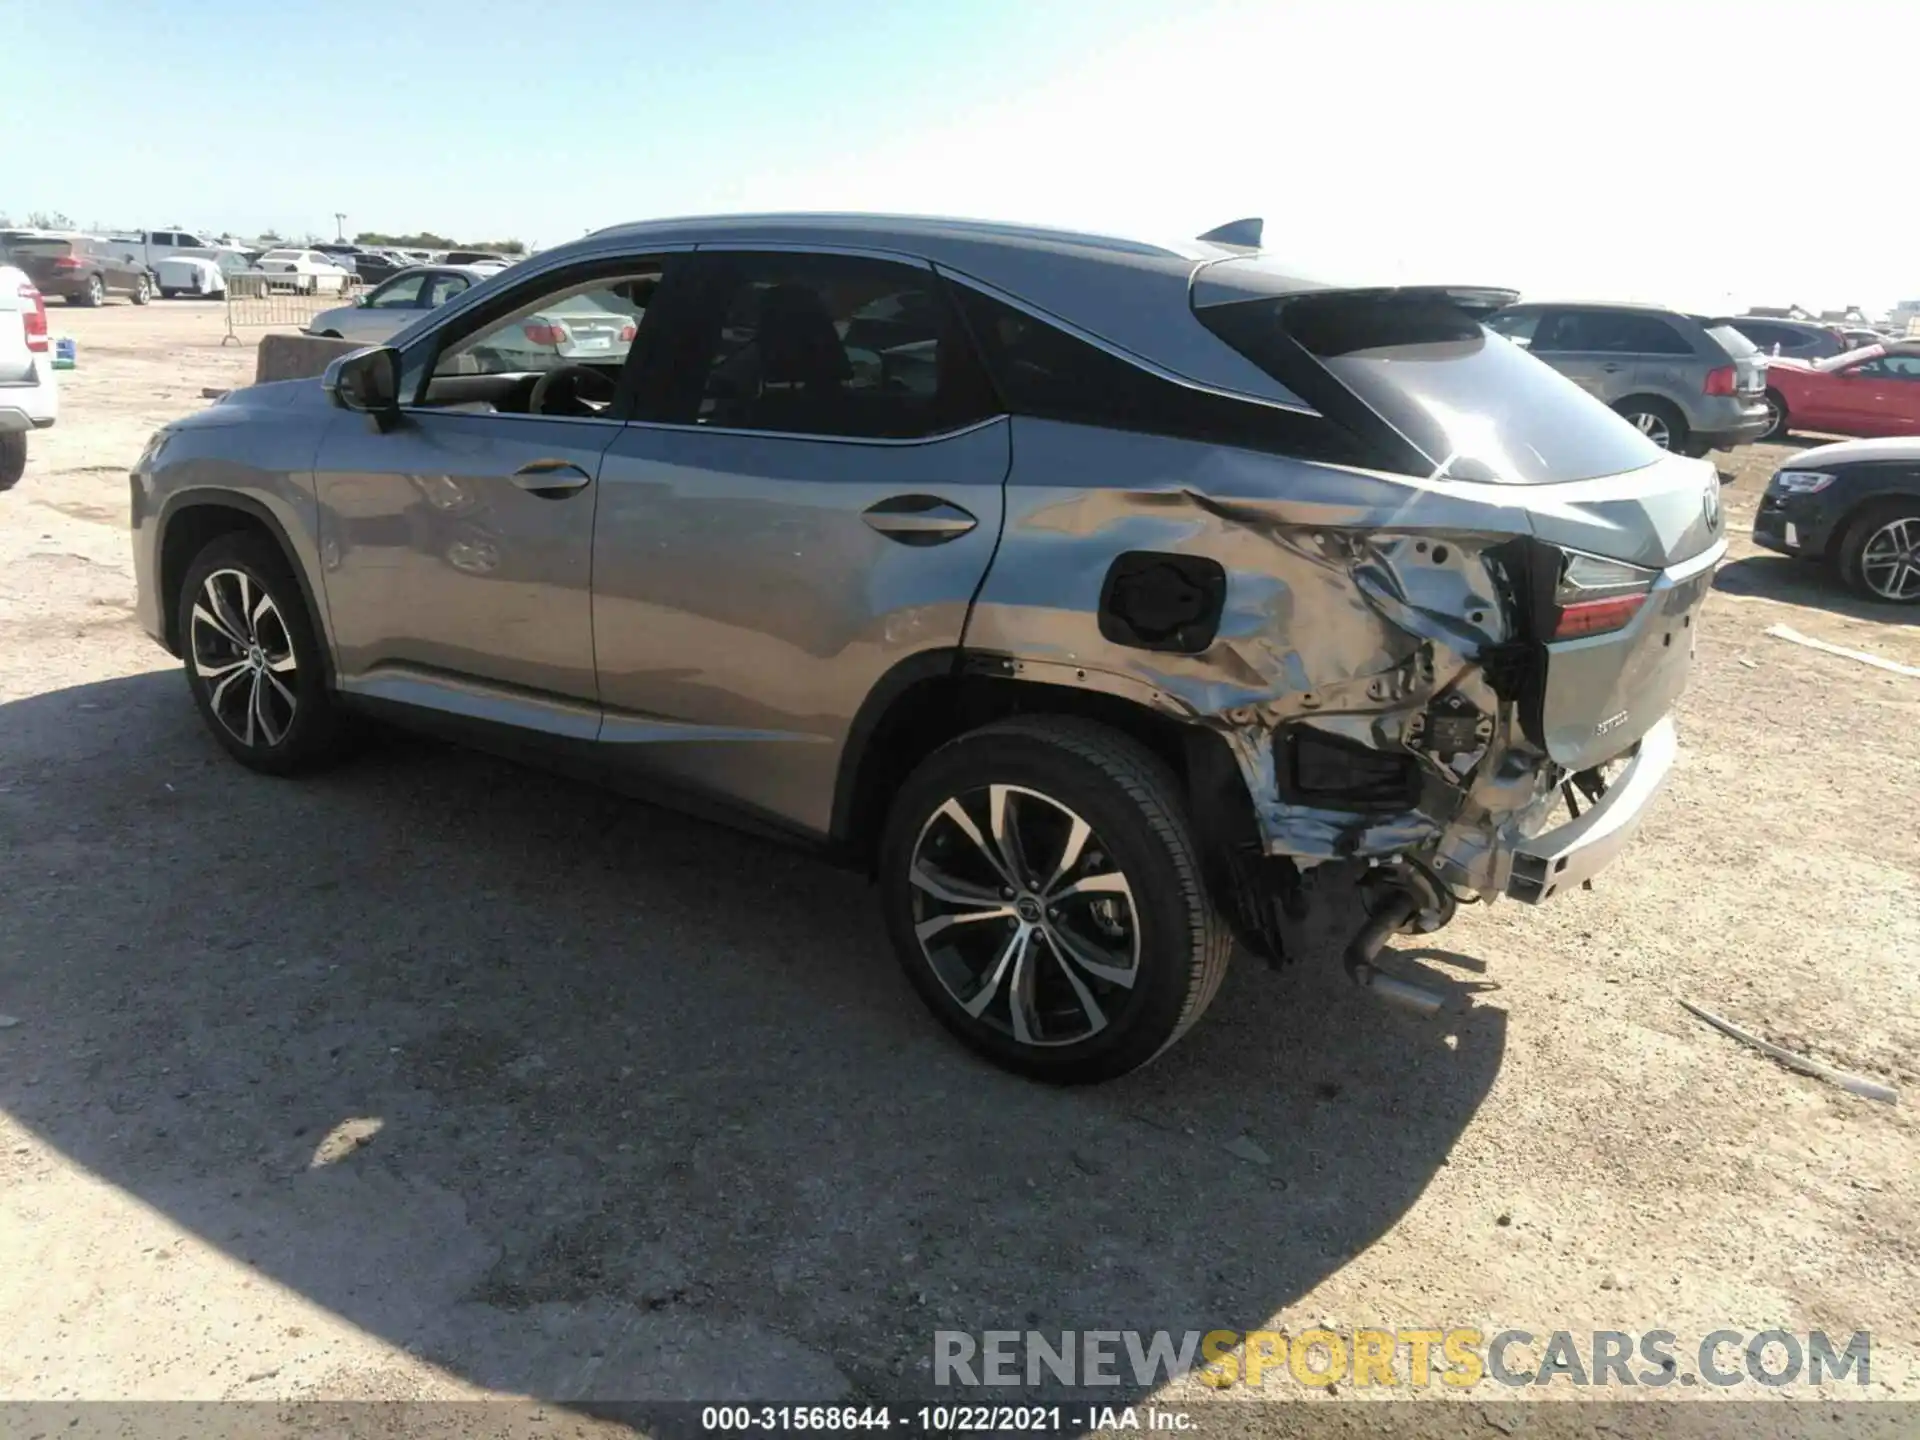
[1836,498,1920,605]
[0,432,24,491]
[132,272,152,305]
[879,715,1232,1084]
[1762,389,1791,442]
[80,275,104,307]
[1615,397,1687,453]
[176,531,350,775]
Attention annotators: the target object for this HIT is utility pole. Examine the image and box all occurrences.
[334,212,347,242]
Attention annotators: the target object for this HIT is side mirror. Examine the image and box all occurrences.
[323,346,402,425]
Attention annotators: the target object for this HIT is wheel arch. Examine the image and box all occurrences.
[156,492,335,686]
[1828,485,1920,559]
[830,648,1248,871]
[1613,392,1686,423]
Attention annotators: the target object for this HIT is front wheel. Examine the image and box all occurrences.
[176,532,351,774]
[879,716,1232,1084]
[1838,500,1920,605]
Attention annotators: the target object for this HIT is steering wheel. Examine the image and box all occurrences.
[528,364,618,418]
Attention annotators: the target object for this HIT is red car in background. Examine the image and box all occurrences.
[1763,343,1920,440]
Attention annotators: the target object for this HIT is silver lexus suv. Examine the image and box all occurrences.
[131,213,1725,1083]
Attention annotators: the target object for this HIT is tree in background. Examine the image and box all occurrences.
[355,230,526,254]
[258,229,283,242]
[24,211,74,230]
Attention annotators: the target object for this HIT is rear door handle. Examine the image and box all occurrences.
[511,459,592,497]
[1600,363,1625,373]
[862,495,978,545]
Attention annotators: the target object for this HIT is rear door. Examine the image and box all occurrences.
[589,247,1010,838]
[1530,308,1640,403]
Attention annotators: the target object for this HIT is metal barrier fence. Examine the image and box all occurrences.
[222,272,366,345]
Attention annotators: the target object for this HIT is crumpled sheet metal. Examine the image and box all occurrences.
[965,434,1556,875]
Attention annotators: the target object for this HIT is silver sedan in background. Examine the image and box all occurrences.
[305,265,492,343]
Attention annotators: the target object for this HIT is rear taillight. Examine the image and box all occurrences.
[1703,365,1736,396]
[618,320,637,342]
[522,321,568,346]
[1551,552,1657,640]
[51,256,84,270]
[17,285,48,353]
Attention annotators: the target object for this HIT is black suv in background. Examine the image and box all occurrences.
[6,235,152,306]
[1724,316,1850,360]
[1485,301,1770,456]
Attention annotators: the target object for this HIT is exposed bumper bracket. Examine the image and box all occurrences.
[1506,716,1679,903]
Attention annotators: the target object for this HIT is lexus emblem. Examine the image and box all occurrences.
[1703,482,1722,532]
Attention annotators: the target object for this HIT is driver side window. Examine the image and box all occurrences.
[413,260,666,417]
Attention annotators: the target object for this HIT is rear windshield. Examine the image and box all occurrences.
[8,239,76,257]
[1197,293,1663,484]
[1704,323,1760,359]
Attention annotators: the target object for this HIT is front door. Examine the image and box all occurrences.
[312,254,676,734]
[591,248,1010,837]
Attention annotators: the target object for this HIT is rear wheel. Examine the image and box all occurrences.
[0,433,24,491]
[132,273,152,305]
[879,716,1232,1084]
[76,275,104,307]
[1762,390,1790,441]
[1616,398,1686,452]
[176,532,350,774]
[1838,499,1920,605]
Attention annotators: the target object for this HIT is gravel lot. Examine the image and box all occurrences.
[1,304,1915,1426]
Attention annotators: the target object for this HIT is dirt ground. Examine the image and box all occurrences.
[1,302,1915,1429]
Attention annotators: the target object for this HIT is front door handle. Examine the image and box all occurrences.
[511,459,592,497]
[1600,362,1625,373]
[862,495,978,545]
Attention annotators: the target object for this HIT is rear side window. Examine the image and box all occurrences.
[1535,310,1694,355]
[951,284,1363,463]
[1197,292,1665,484]
[675,252,996,440]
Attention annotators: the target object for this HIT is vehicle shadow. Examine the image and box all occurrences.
[0,670,1505,1411]
[1714,554,1918,626]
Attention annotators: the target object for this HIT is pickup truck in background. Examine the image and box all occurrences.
[107,229,250,273]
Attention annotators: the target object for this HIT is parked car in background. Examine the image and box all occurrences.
[1753,438,1920,603]
[1762,343,1920,440]
[1724,316,1848,360]
[440,250,513,271]
[1485,301,1769,455]
[156,254,236,299]
[129,213,1726,1083]
[109,229,248,274]
[0,263,57,489]
[345,250,405,284]
[304,265,489,341]
[250,249,354,294]
[7,235,152,306]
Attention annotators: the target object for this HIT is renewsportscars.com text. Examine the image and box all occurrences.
[933,1328,1871,1390]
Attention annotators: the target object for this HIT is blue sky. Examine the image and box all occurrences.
[5,0,1912,313]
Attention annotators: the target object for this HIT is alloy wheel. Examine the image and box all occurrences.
[1630,410,1672,449]
[1763,395,1784,437]
[908,783,1139,1048]
[1859,516,1920,602]
[189,568,299,747]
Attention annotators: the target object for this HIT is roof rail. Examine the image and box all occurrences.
[1196,217,1262,249]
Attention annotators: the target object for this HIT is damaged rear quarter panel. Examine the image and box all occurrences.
[963,417,1551,866]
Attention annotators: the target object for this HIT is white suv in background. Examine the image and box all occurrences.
[0,263,58,489]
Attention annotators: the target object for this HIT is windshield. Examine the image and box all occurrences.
[1197,292,1663,484]
[8,239,76,256]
